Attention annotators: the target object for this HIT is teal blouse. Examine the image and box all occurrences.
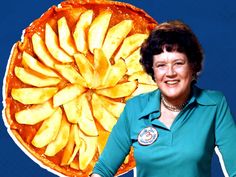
[93,86,236,177]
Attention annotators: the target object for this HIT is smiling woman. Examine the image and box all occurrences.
[91,20,236,177]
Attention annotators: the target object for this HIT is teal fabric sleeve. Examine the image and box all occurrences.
[92,104,132,177]
[215,95,236,176]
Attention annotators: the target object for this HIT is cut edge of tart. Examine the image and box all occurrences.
[2,0,158,176]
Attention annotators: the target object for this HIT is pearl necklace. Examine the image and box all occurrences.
[161,95,188,112]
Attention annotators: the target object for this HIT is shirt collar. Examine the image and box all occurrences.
[138,89,161,120]
[189,85,217,106]
[137,85,216,120]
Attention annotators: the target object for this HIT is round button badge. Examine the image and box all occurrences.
[138,127,158,146]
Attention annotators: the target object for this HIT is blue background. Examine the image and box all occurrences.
[0,0,235,176]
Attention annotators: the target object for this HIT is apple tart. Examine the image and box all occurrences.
[2,0,157,176]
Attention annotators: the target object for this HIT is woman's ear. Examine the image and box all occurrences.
[191,73,197,83]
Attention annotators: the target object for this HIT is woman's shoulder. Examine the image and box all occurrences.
[195,86,226,105]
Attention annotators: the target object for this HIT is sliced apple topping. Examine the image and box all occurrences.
[58,17,76,56]
[129,83,157,98]
[54,64,87,87]
[96,81,138,98]
[97,129,110,155]
[73,10,94,54]
[53,84,86,107]
[32,107,62,148]
[61,125,76,166]
[32,33,57,68]
[125,48,144,75]
[14,67,60,87]
[93,49,111,88]
[63,96,81,124]
[45,115,70,156]
[101,59,127,88]
[77,93,98,136]
[92,93,117,132]
[102,20,133,60]
[78,129,97,171]
[88,10,112,53]
[74,53,94,88]
[114,33,148,62]
[9,6,157,175]
[45,23,73,63]
[22,52,59,77]
[128,71,156,85]
[67,124,85,165]
[12,87,58,104]
[15,100,56,125]
[94,94,125,118]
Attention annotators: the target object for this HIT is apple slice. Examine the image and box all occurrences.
[54,64,87,87]
[95,81,137,98]
[22,52,59,77]
[91,93,117,132]
[45,23,73,63]
[129,83,157,98]
[61,126,75,166]
[128,71,156,85]
[73,124,82,147]
[78,130,97,171]
[70,160,80,170]
[32,33,57,68]
[125,48,144,75]
[102,20,133,60]
[73,10,94,54]
[58,17,76,56]
[68,7,85,22]
[53,84,86,107]
[77,93,98,136]
[45,115,70,156]
[14,67,60,87]
[15,100,56,125]
[101,59,127,88]
[93,49,111,88]
[97,129,110,155]
[88,10,112,53]
[124,155,130,164]
[11,87,58,104]
[67,124,82,164]
[94,93,125,118]
[32,107,62,148]
[114,33,148,62]
[63,96,81,124]
[74,53,94,88]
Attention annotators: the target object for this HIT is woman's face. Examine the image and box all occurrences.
[153,49,193,103]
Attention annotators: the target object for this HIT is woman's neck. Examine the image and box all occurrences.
[161,89,191,112]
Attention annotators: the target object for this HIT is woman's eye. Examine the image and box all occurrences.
[176,62,184,65]
[157,64,165,68]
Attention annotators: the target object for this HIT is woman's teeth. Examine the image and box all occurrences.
[166,80,178,85]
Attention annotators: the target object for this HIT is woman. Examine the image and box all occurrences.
[91,20,236,177]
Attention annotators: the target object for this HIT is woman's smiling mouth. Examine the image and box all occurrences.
[165,80,180,85]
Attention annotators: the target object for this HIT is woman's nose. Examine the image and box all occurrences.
[166,65,176,76]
